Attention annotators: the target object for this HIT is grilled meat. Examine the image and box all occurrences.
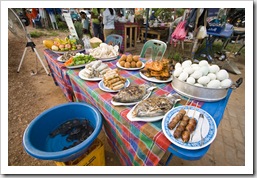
[132,94,181,117]
[112,84,149,103]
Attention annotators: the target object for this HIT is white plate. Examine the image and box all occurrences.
[111,86,156,106]
[116,61,145,70]
[96,55,118,62]
[127,102,164,122]
[66,64,88,69]
[57,56,65,63]
[139,72,173,83]
[162,105,217,150]
[52,49,85,55]
[98,79,130,93]
[78,69,102,81]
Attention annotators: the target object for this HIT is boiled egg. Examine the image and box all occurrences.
[178,72,189,81]
[186,77,195,85]
[207,80,221,88]
[216,69,229,81]
[182,60,192,68]
[173,67,183,77]
[221,79,232,88]
[198,76,211,85]
[209,64,220,73]
[199,60,209,67]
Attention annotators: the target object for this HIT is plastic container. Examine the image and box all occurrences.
[23,102,103,162]
[55,138,105,166]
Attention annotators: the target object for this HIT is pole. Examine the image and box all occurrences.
[144,8,149,43]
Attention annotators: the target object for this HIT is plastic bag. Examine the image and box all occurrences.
[82,36,92,53]
[196,25,207,39]
[171,20,187,43]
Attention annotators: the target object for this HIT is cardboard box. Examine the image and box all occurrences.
[55,138,105,166]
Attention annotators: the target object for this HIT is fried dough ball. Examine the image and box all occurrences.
[126,55,133,62]
[119,60,126,67]
[119,54,127,61]
[136,61,142,68]
[131,61,136,68]
[124,62,131,68]
[132,55,140,62]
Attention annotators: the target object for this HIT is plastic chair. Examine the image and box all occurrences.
[140,39,167,60]
[105,34,123,51]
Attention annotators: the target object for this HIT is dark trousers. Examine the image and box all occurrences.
[92,23,104,41]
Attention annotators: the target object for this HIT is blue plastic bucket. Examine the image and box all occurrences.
[23,102,103,162]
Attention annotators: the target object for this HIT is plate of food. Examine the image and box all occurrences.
[139,72,173,83]
[97,55,119,62]
[126,94,181,122]
[162,105,217,150]
[56,51,77,63]
[64,53,95,69]
[111,84,156,106]
[78,61,111,81]
[98,79,130,92]
[53,48,85,55]
[78,70,102,81]
[116,61,145,71]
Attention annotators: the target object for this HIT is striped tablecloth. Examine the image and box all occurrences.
[44,49,74,102]
[66,58,203,166]
[43,49,232,166]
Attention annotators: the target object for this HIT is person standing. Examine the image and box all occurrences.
[103,8,116,41]
[91,8,104,41]
[80,11,90,36]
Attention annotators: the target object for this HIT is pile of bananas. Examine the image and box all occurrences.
[43,37,83,51]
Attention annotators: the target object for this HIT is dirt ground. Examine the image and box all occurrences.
[8,26,246,167]
[8,26,122,166]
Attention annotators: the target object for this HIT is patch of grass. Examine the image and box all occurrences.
[30,30,47,38]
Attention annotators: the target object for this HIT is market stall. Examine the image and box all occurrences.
[43,48,239,166]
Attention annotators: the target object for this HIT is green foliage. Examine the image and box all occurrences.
[173,52,182,62]
[57,21,68,30]
[30,31,47,38]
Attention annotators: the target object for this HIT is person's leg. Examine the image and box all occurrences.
[92,23,99,37]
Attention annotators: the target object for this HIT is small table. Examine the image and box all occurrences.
[141,27,168,42]
[115,22,138,52]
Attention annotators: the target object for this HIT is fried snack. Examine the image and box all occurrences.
[119,60,125,67]
[119,54,127,61]
[132,55,140,62]
[126,55,133,62]
[103,69,126,91]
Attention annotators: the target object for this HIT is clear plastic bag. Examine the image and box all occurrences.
[82,36,92,54]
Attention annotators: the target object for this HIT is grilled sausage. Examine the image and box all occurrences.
[181,130,190,142]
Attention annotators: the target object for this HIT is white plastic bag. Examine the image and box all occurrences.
[196,26,207,39]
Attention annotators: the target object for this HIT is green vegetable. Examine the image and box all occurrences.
[70,54,96,66]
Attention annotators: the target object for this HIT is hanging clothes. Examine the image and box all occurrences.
[185,8,207,32]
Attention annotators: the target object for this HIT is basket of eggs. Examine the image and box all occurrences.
[117,54,144,70]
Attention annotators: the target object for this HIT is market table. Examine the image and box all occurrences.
[43,49,233,166]
[44,49,75,102]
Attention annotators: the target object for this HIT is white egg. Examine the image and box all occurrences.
[199,60,209,67]
[182,60,192,68]
[209,64,220,73]
[216,69,229,81]
[221,79,232,88]
[183,66,194,75]
[207,73,217,80]
[207,80,221,88]
[173,67,183,77]
[191,64,200,71]
[199,66,209,76]
[198,76,211,85]
[190,70,202,79]
[186,77,195,85]
[178,72,189,81]
[175,63,182,69]
[194,83,203,87]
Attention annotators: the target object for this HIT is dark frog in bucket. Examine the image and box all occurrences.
[49,118,94,150]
